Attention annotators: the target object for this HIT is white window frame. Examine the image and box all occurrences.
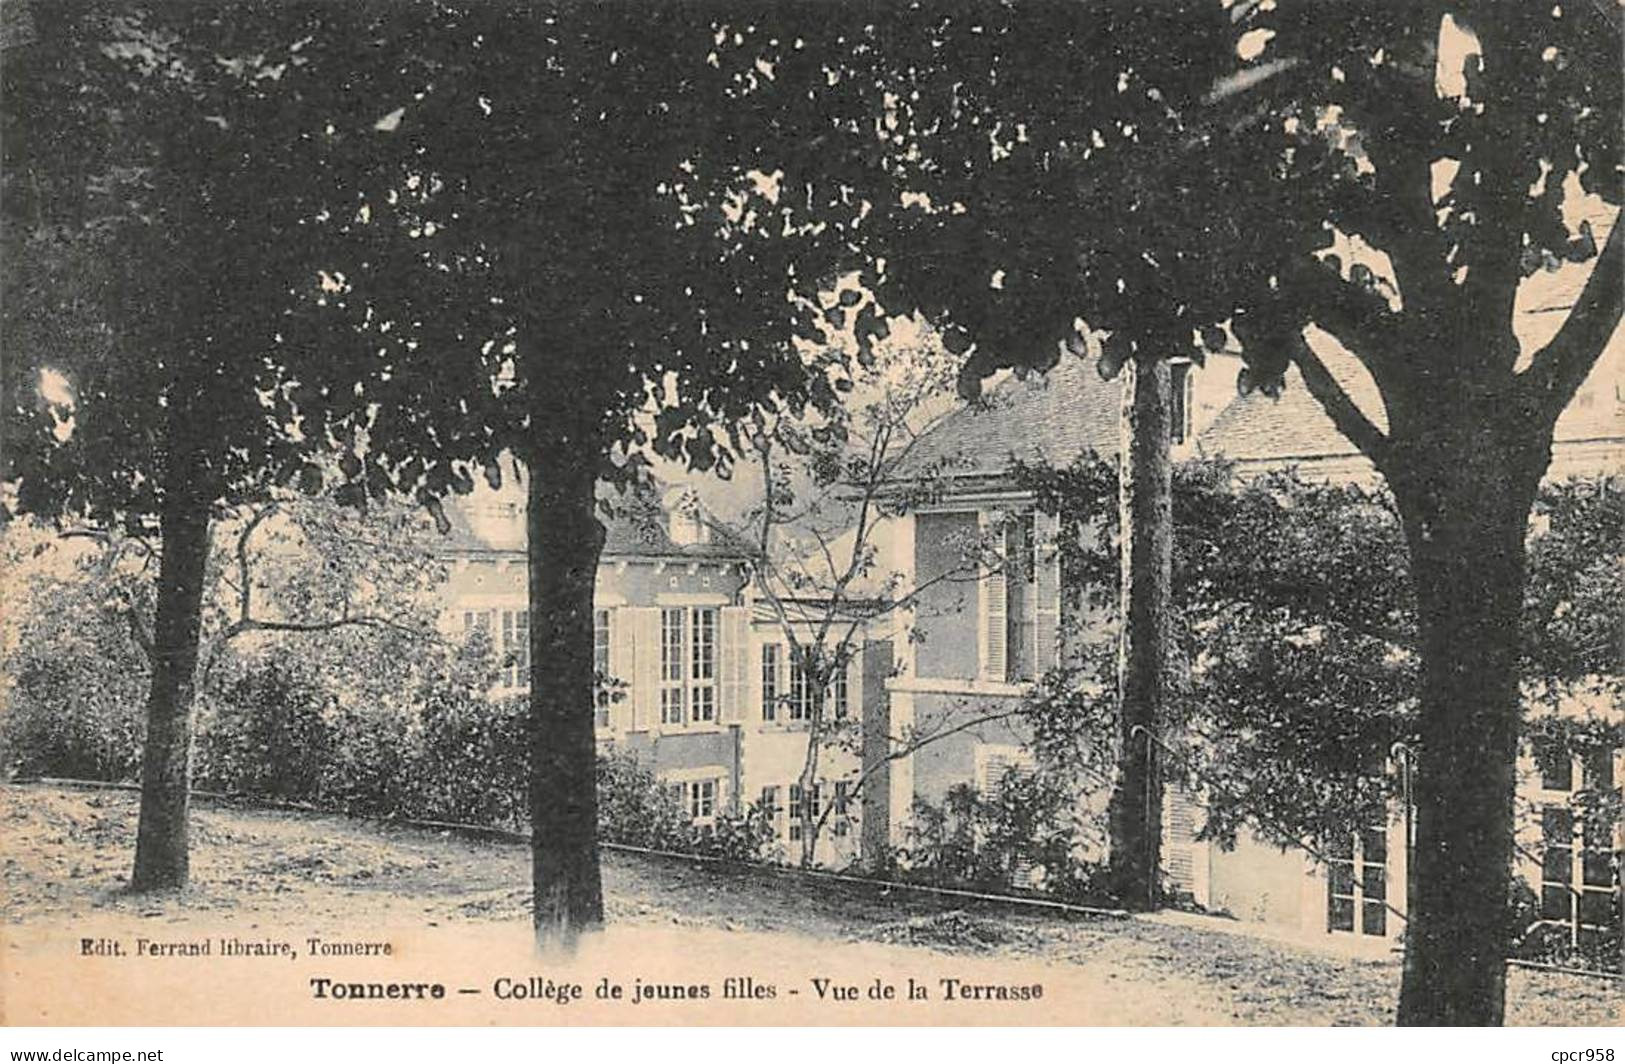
[761,643,781,721]
[593,608,612,729]
[499,608,530,690]
[1326,820,1390,938]
[659,606,720,728]
[979,512,1040,684]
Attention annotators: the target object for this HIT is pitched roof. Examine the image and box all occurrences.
[900,329,1621,488]
[435,477,753,561]
[896,353,1124,482]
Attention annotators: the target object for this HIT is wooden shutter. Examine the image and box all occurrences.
[607,607,634,732]
[1034,511,1060,674]
[981,514,1007,682]
[718,606,750,723]
[1163,785,1205,904]
[628,607,660,731]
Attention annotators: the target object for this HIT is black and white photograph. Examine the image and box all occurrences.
[0,0,1620,1042]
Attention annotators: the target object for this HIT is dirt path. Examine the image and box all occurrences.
[3,784,1615,1025]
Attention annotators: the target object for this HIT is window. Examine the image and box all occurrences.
[1583,746,1614,792]
[832,661,849,719]
[1540,800,1623,951]
[660,609,686,724]
[462,609,493,635]
[1170,360,1194,445]
[788,784,804,842]
[787,783,821,843]
[659,606,719,727]
[691,607,717,723]
[761,644,780,721]
[1327,820,1389,937]
[593,609,612,728]
[687,779,716,821]
[1536,737,1574,791]
[1005,514,1036,682]
[833,781,851,837]
[984,513,1041,683]
[788,650,815,721]
[759,785,780,822]
[498,609,529,689]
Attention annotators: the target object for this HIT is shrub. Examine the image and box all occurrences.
[896,770,1109,905]
[594,750,700,851]
[193,662,333,801]
[413,686,528,827]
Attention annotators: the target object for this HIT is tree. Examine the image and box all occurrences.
[1021,455,1623,967]
[0,493,445,784]
[701,2,1620,1022]
[724,332,1035,867]
[281,3,867,948]
[1,2,396,890]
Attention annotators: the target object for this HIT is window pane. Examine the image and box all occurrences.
[1541,807,1574,843]
[1579,888,1617,929]
[1361,900,1387,937]
[1326,833,1354,861]
[1329,861,1355,897]
[1582,849,1613,888]
[1360,828,1387,865]
[1327,895,1355,933]
[1535,738,1573,791]
[761,645,778,720]
[1583,747,1615,791]
[1543,845,1573,884]
[692,608,716,680]
[1541,883,1573,922]
[1362,865,1386,901]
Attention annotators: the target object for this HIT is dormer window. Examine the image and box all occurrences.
[669,496,710,545]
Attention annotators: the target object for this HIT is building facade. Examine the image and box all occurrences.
[867,335,1623,951]
[438,478,886,867]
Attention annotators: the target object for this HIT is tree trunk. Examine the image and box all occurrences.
[129,476,211,892]
[526,450,607,950]
[1392,438,1541,1026]
[1106,354,1171,910]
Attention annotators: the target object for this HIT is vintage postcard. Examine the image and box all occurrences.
[2,0,1620,1035]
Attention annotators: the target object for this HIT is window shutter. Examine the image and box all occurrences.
[1163,785,1205,904]
[982,516,1007,682]
[629,607,661,731]
[608,607,634,732]
[1035,512,1060,673]
[718,606,749,722]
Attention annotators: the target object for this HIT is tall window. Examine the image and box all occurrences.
[1170,360,1193,445]
[761,644,780,721]
[660,609,686,724]
[498,609,529,690]
[833,781,851,837]
[1536,737,1574,791]
[759,785,780,823]
[691,607,717,723]
[788,650,815,721]
[593,609,612,728]
[1327,820,1388,937]
[1005,514,1036,682]
[659,606,719,727]
[786,783,823,843]
[831,660,849,719]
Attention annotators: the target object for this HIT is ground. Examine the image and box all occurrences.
[2,783,1617,1025]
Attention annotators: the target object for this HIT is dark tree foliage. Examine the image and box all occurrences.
[1,2,404,891]
[1020,455,1622,927]
[278,3,863,947]
[704,3,1622,1022]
